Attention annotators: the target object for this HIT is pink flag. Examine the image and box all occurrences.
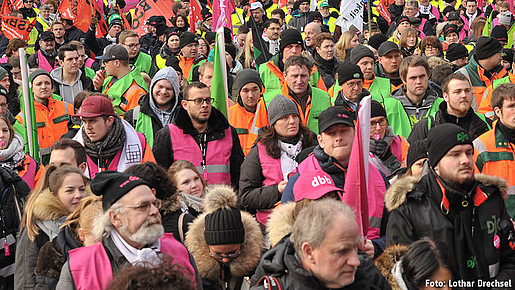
[189,0,203,32]
[213,0,236,32]
[342,96,371,239]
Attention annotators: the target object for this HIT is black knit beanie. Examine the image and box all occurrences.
[476,36,502,60]
[350,44,375,65]
[30,69,52,86]
[406,139,428,169]
[205,32,216,45]
[179,31,199,50]
[307,11,323,23]
[225,44,237,60]
[503,48,514,64]
[426,123,473,168]
[491,25,508,43]
[371,100,386,118]
[337,62,364,85]
[280,29,304,52]
[91,171,149,211]
[443,24,458,37]
[368,33,387,50]
[204,207,245,245]
[446,43,468,62]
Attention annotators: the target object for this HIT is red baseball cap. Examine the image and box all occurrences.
[73,95,115,118]
[293,170,342,202]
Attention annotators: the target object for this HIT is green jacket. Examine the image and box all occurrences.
[103,68,149,116]
[133,52,156,78]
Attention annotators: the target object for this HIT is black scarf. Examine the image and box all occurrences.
[82,116,126,161]
[428,170,489,280]
[313,50,337,73]
[313,145,345,188]
[496,120,515,144]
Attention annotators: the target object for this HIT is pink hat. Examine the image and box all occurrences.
[293,170,342,202]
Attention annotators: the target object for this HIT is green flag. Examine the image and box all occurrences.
[211,28,230,119]
[19,49,40,163]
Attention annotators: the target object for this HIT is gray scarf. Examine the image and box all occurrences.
[0,133,26,170]
[82,115,126,160]
[149,96,174,127]
[179,191,204,213]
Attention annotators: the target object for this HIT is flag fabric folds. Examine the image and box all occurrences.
[0,16,36,41]
[248,15,272,67]
[58,0,107,37]
[213,0,236,32]
[130,0,175,35]
[0,0,23,17]
[189,0,203,32]
[211,28,230,119]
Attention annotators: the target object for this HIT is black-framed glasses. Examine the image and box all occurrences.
[209,250,241,260]
[370,118,387,128]
[122,199,162,212]
[184,97,213,105]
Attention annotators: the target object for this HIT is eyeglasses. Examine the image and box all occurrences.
[370,118,387,128]
[122,199,162,212]
[209,250,241,260]
[0,103,7,108]
[124,43,140,49]
[184,97,213,105]
[345,81,363,88]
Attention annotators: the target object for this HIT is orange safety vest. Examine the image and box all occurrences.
[229,103,256,156]
[478,73,515,118]
[473,66,507,109]
[16,99,73,158]
[178,55,195,83]
[265,60,327,92]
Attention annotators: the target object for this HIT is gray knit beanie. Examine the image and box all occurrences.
[268,95,299,126]
[0,67,7,82]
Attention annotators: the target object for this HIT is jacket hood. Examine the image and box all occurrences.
[150,67,180,113]
[185,211,264,281]
[385,173,509,212]
[50,66,82,86]
[33,188,70,222]
[391,85,439,108]
[267,202,296,247]
[374,244,409,290]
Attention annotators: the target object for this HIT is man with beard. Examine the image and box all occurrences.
[72,95,155,178]
[409,73,492,143]
[125,67,180,147]
[475,83,515,219]
[56,171,201,289]
[386,123,515,284]
[152,82,244,188]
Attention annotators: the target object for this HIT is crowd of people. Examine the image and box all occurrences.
[0,0,515,288]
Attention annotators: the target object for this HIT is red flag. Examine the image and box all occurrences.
[213,0,236,32]
[118,5,132,30]
[342,96,371,239]
[0,15,36,41]
[278,0,287,9]
[1,0,23,17]
[376,0,395,26]
[58,0,107,37]
[189,0,203,32]
[130,0,175,35]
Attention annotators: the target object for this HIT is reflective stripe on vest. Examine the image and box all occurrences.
[255,142,283,226]
[297,154,385,239]
[168,123,232,185]
[68,234,196,289]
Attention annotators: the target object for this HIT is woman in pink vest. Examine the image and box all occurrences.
[238,95,316,227]
[168,160,206,218]
[0,114,43,190]
[14,165,91,289]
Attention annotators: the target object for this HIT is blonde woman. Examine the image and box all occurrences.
[399,27,421,57]
[236,32,256,69]
[335,31,359,61]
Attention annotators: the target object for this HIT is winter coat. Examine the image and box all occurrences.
[185,187,264,290]
[161,195,196,244]
[250,236,391,290]
[14,189,69,289]
[373,244,409,290]
[408,101,492,143]
[385,172,515,283]
[288,11,310,32]
[312,51,341,89]
[50,67,93,104]
[152,107,244,189]
[390,84,443,129]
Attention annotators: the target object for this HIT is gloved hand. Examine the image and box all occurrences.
[370,139,389,158]
[90,15,98,29]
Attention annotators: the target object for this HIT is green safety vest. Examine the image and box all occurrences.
[133,107,155,147]
[155,54,167,70]
[103,68,149,115]
[134,52,153,76]
[84,67,95,80]
[263,87,331,133]
[368,77,391,102]
[492,75,511,87]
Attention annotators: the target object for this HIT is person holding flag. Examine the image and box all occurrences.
[152,81,244,189]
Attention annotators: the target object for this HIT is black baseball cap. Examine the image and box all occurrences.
[378,41,401,57]
[96,44,129,61]
[318,106,355,133]
[40,31,55,41]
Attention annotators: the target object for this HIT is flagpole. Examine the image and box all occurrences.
[367,0,372,38]
[19,48,34,158]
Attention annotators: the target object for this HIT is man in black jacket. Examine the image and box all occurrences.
[152,81,244,189]
[408,73,492,143]
[386,123,515,284]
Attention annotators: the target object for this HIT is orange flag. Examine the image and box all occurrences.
[130,0,174,35]
[58,0,107,37]
[117,5,132,30]
[1,0,23,17]
[0,15,36,41]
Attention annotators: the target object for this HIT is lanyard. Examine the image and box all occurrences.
[198,131,208,172]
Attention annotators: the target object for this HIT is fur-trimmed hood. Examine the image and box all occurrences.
[267,202,295,247]
[33,188,70,222]
[374,244,409,290]
[184,185,264,282]
[385,173,509,212]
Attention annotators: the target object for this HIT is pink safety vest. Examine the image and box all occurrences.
[419,18,427,41]
[86,132,146,179]
[20,155,38,190]
[37,50,57,73]
[389,136,403,163]
[168,124,232,185]
[68,233,196,290]
[255,142,284,226]
[0,56,7,63]
[431,5,441,20]
[297,154,386,239]
[85,58,95,68]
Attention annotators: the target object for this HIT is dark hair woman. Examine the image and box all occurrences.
[239,95,316,227]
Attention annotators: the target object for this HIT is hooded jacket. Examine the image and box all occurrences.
[14,188,69,289]
[408,100,492,143]
[391,84,443,129]
[50,67,93,104]
[288,11,310,32]
[152,107,244,189]
[385,172,515,283]
[125,67,180,147]
[185,186,264,290]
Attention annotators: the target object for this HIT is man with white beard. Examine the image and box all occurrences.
[56,171,201,289]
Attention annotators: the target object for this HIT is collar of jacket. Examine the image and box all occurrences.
[173,106,229,136]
